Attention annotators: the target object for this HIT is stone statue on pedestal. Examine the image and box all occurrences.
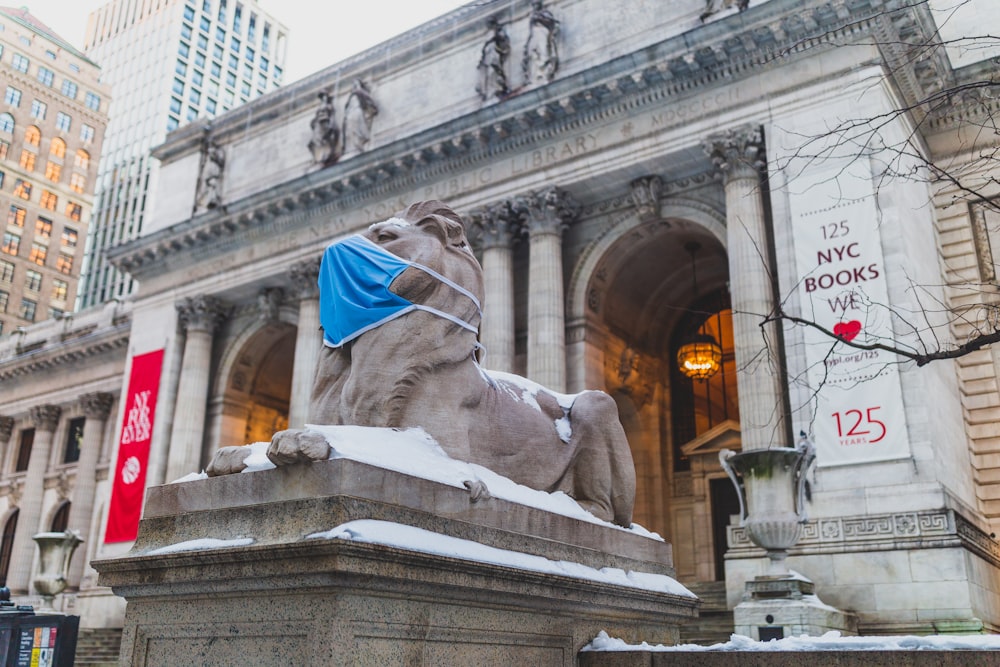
[194,139,225,212]
[522,1,560,85]
[476,17,511,101]
[308,90,341,166]
[342,79,379,155]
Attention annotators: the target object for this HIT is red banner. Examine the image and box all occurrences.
[105,349,164,543]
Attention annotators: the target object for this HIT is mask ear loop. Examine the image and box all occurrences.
[472,341,497,389]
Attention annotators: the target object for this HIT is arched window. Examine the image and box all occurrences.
[0,113,13,134]
[50,500,70,532]
[49,137,66,159]
[74,149,90,169]
[24,125,40,147]
[0,510,18,586]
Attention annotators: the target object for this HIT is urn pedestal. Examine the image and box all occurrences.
[31,530,83,612]
[720,441,856,640]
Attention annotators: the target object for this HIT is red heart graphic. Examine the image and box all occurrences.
[833,320,862,342]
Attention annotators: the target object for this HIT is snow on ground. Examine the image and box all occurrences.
[307,519,694,597]
[581,630,1000,652]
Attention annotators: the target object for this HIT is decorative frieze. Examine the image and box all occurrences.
[727,509,999,564]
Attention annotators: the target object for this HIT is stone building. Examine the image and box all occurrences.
[0,7,109,333]
[1,0,999,641]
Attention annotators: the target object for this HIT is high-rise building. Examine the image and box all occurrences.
[0,7,109,334]
[78,0,287,308]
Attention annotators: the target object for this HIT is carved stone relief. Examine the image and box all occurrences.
[194,138,226,213]
[522,1,560,86]
[476,17,511,101]
[342,79,379,155]
[308,90,341,167]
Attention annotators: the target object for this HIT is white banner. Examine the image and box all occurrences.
[788,159,910,467]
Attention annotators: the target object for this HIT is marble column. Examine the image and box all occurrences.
[0,416,13,468]
[8,404,61,593]
[288,259,321,428]
[705,126,788,451]
[474,201,523,373]
[165,296,229,482]
[144,335,185,488]
[65,392,113,590]
[521,187,580,392]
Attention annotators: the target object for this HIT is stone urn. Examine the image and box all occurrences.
[719,437,815,576]
[32,530,83,610]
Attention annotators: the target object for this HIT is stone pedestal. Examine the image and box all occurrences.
[733,575,857,640]
[94,457,698,666]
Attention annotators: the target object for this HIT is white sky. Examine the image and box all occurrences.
[21,0,470,84]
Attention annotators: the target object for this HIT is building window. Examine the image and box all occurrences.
[169,97,182,114]
[189,89,201,104]
[216,27,225,42]
[15,429,34,471]
[230,38,240,53]
[50,137,66,158]
[166,116,179,132]
[2,232,20,256]
[3,86,21,106]
[65,202,82,221]
[0,139,10,159]
[24,126,40,146]
[225,72,236,87]
[69,173,86,194]
[194,51,206,68]
[178,41,190,58]
[56,253,73,274]
[61,79,78,99]
[0,260,13,282]
[0,509,18,585]
[0,113,13,133]
[63,417,85,463]
[175,60,187,76]
[18,150,35,171]
[212,44,223,60]
[19,298,36,321]
[172,77,184,95]
[11,53,28,73]
[183,4,195,21]
[35,217,52,239]
[69,63,80,73]
[29,100,46,120]
[74,149,90,169]
[37,67,54,87]
[181,23,193,40]
[80,124,94,142]
[28,243,46,266]
[25,269,41,291]
[40,190,57,210]
[55,112,71,132]
[13,179,31,200]
[44,50,55,60]
[206,98,217,114]
[2,232,19,256]
[246,47,254,63]
[84,92,101,111]
[61,227,77,249]
[187,107,198,121]
[0,289,7,312]
[50,500,70,531]
[51,278,68,301]
[7,206,24,227]
[45,162,61,182]
[192,70,203,86]
[197,34,208,50]
[260,56,268,72]
[200,16,211,32]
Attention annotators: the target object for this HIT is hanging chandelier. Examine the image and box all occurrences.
[677,241,723,381]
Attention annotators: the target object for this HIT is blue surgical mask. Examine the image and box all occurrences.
[318,234,482,347]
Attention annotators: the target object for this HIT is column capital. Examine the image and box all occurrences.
[519,187,580,238]
[469,200,526,251]
[288,257,321,300]
[629,175,663,222]
[30,404,61,432]
[177,295,231,334]
[80,392,114,421]
[257,287,285,323]
[704,125,765,184]
[0,416,13,443]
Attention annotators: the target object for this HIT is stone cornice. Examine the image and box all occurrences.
[0,321,131,383]
[111,0,951,280]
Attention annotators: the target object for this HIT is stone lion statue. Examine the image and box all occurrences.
[209,201,636,527]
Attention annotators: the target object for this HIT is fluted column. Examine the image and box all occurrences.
[8,405,61,593]
[522,188,579,391]
[165,296,229,481]
[0,417,13,468]
[474,201,522,373]
[65,392,113,590]
[706,126,787,451]
[288,259,321,427]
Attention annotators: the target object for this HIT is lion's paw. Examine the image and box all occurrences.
[267,429,332,466]
[206,445,252,477]
[462,479,491,503]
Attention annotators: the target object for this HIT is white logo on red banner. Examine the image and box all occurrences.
[121,456,142,484]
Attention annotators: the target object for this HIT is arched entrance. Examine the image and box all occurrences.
[579,213,740,582]
[215,322,296,448]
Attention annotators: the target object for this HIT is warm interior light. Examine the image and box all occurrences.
[677,333,723,380]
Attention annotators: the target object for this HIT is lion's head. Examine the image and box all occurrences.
[365,201,484,330]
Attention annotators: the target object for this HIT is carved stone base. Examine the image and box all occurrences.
[94,457,698,666]
[734,574,856,640]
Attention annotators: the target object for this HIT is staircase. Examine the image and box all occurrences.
[679,581,734,646]
[74,627,123,666]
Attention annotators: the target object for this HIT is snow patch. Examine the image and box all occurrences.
[146,537,254,555]
[307,519,692,597]
[554,416,572,443]
[487,370,582,410]
[581,630,1000,652]
[369,217,410,231]
[240,441,277,473]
